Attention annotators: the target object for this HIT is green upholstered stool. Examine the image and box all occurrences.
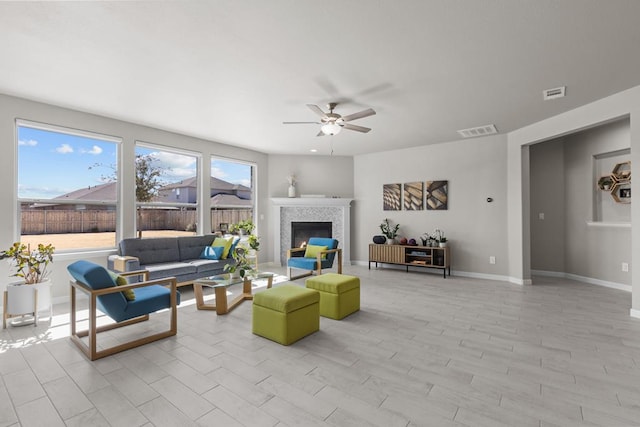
[252,284,320,345]
[305,273,360,320]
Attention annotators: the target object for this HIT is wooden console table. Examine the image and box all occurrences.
[368,244,451,278]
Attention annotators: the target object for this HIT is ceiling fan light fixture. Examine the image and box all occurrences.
[321,122,341,135]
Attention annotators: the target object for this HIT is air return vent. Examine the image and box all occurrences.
[543,86,566,100]
[457,124,498,139]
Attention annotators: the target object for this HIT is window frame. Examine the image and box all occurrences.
[134,141,201,237]
[15,119,122,251]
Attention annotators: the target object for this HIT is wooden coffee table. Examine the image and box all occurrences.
[193,272,274,315]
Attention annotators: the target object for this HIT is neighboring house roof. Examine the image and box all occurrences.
[48,177,251,206]
[210,194,252,208]
[162,176,250,193]
[54,182,116,201]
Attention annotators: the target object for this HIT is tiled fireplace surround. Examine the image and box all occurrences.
[271,198,353,266]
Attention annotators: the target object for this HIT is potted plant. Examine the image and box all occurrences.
[224,246,256,280]
[229,219,255,236]
[1,242,55,327]
[380,219,400,244]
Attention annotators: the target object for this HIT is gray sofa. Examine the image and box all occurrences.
[107,235,235,285]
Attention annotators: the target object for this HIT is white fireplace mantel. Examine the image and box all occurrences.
[271,197,353,266]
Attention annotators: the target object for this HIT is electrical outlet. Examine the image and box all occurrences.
[622,262,629,272]
[539,212,545,220]
[489,256,496,265]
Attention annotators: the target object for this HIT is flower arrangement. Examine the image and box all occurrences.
[287,174,296,187]
[0,242,55,284]
[380,219,400,239]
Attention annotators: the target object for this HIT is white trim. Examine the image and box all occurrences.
[586,221,631,228]
[532,269,631,292]
[630,309,640,319]
[16,118,123,144]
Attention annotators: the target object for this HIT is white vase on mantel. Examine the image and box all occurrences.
[288,185,296,198]
[386,237,395,245]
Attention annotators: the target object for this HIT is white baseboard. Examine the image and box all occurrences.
[532,269,631,292]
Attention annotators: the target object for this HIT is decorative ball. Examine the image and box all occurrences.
[399,237,408,245]
[408,238,417,246]
[373,235,387,244]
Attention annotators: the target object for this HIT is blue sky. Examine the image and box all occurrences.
[18,126,252,199]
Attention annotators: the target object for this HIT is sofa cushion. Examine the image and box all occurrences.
[141,261,197,279]
[178,235,216,261]
[187,258,226,274]
[120,237,179,266]
[212,237,234,259]
[200,246,224,260]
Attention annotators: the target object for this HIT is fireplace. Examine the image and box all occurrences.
[291,221,332,248]
[271,197,353,265]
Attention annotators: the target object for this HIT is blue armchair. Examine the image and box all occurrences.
[67,260,179,361]
[286,237,342,280]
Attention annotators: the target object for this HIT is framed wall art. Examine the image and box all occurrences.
[383,183,402,211]
[403,181,424,210]
[426,180,448,210]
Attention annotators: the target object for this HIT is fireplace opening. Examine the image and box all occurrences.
[291,221,332,249]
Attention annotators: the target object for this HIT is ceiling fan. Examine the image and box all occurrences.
[283,102,376,136]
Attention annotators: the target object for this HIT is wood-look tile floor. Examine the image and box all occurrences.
[2,265,640,426]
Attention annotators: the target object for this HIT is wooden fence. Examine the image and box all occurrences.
[21,209,252,235]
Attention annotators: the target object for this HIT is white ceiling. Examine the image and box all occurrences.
[2,1,640,156]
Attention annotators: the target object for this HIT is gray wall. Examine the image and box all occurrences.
[267,154,354,198]
[0,93,269,301]
[564,120,631,284]
[530,140,566,272]
[530,119,631,286]
[354,134,510,278]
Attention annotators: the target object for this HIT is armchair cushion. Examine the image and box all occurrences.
[107,271,136,301]
[304,244,328,260]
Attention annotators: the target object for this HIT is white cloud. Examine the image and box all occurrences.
[56,144,74,154]
[211,167,228,179]
[18,139,38,146]
[238,179,251,187]
[84,145,103,155]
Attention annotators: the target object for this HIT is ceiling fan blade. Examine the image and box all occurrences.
[342,123,371,133]
[282,121,320,125]
[341,108,376,122]
[307,104,327,119]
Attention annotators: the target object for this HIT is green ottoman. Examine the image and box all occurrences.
[252,284,319,345]
[306,273,360,320]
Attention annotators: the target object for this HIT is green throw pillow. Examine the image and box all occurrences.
[108,271,136,301]
[304,244,328,260]
[212,236,234,259]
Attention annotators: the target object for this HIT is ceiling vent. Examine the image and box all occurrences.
[457,124,498,139]
[543,86,566,100]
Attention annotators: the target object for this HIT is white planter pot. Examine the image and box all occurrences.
[288,185,296,198]
[439,242,448,248]
[6,279,52,317]
[386,238,395,245]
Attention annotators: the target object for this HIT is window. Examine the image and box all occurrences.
[16,120,120,251]
[210,157,255,233]
[135,143,199,238]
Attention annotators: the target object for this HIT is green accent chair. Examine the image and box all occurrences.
[252,284,319,345]
[306,273,360,320]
